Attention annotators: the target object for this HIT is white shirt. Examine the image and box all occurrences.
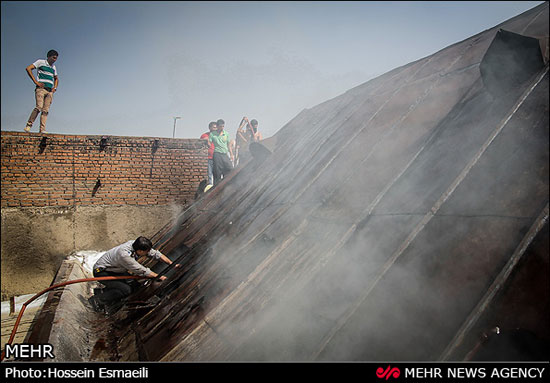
[93,240,162,276]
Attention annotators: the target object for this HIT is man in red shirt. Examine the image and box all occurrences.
[200,121,217,186]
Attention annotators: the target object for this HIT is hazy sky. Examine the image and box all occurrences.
[1,1,544,139]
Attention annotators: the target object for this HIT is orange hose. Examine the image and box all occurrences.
[1,275,151,362]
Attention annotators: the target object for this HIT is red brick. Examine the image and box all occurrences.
[1,132,207,208]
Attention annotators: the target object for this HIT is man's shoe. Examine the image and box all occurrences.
[24,126,30,132]
[88,296,104,313]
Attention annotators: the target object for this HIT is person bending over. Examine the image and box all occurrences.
[88,236,177,313]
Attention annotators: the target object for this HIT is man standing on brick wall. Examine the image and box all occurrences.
[200,121,217,186]
[209,119,234,186]
[24,49,59,134]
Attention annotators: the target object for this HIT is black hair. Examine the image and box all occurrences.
[250,119,258,133]
[208,121,217,129]
[216,119,225,126]
[47,50,59,58]
[132,236,153,252]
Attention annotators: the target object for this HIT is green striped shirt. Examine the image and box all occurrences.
[33,59,57,88]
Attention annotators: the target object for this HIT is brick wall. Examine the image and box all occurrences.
[1,131,208,208]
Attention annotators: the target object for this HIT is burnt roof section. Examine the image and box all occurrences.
[29,2,549,361]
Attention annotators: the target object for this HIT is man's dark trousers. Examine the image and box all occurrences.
[92,268,135,307]
[213,152,233,185]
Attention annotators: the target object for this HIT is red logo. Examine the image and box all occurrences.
[376,366,400,380]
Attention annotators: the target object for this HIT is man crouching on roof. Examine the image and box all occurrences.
[88,236,178,314]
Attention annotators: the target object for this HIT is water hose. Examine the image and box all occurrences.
[0,275,151,362]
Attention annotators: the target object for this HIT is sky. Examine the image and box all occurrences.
[1,1,544,140]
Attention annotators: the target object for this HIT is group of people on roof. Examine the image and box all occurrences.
[200,116,262,188]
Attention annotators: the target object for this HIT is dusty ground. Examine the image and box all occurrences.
[1,204,185,299]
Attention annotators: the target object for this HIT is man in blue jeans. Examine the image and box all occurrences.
[200,121,217,186]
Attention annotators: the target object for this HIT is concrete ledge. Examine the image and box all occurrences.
[24,257,111,362]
